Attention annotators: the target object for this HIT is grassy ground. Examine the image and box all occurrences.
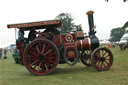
[0,47,128,85]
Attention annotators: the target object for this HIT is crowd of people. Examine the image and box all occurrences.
[0,48,7,59]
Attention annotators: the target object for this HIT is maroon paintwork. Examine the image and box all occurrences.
[7,11,113,75]
[16,41,24,63]
[7,20,61,30]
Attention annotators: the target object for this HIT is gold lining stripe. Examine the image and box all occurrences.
[60,35,62,44]
[80,40,83,50]
[88,38,91,49]
[60,34,62,44]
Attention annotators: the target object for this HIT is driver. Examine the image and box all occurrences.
[28,28,36,42]
[18,29,24,41]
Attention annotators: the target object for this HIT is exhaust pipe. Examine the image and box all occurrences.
[86,11,95,36]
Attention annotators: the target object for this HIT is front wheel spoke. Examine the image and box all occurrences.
[102,51,107,57]
[105,58,110,61]
[102,50,104,56]
[100,61,103,68]
[102,62,105,67]
[104,55,110,58]
[104,60,109,65]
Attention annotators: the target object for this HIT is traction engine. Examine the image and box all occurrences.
[7,11,113,75]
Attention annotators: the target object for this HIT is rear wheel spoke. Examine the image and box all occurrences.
[33,65,37,69]
[30,51,38,57]
[44,49,53,56]
[36,45,40,53]
[41,44,46,54]
[30,60,38,66]
[45,64,48,71]
[47,56,55,60]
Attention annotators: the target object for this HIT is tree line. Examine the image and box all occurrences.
[109,22,128,42]
[105,0,128,2]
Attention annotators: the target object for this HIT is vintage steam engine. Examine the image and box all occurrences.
[7,11,113,75]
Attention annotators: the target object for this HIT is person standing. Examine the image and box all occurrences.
[0,48,2,59]
[4,49,7,59]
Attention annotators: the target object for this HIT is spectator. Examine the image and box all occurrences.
[14,48,19,53]
[4,49,7,59]
[0,48,2,59]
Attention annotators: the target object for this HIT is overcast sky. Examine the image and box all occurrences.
[0,0,128,48]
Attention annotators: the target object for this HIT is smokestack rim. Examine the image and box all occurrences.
[86,11,94,15]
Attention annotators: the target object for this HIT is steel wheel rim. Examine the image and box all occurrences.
[92,48,113,71]
[23,39,59,75]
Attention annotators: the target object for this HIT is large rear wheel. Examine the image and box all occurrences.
[23,39,59,75]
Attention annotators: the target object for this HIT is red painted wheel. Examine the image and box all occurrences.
[23,39,59,75]
[91,48,113,71]
[80,50,92,67]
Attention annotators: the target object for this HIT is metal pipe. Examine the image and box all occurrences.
[86,11,95,35]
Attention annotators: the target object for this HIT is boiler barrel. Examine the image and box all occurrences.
[77,36,99,50]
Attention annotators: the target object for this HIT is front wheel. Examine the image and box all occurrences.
[91,47,113,71]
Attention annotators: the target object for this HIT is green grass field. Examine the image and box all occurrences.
[0,47,128,85]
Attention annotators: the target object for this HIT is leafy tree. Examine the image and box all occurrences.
[123,0,128,2]
[109,28,125,42]
[105,0,128,2]
[122,21,128,30]
[55,13,75,33]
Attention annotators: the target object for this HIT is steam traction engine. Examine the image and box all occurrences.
[7,11,113,75]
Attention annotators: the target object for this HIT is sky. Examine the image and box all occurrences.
[0,0,128,48]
